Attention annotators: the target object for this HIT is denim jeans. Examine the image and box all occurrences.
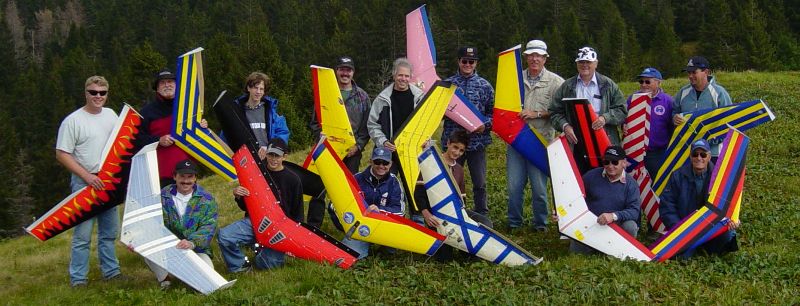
[457,147,488,215]
[505,146,549,228]
[68,174,121,285]
[569,220,639,254]
[217,217,286,272]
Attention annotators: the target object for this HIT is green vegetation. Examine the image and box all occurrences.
[1,71,798,304]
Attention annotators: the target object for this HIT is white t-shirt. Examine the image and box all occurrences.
[55,107,118,173]
[172,192,193,218]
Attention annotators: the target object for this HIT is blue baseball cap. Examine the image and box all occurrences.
[638,67,662,80]
[683,56,710,72]
[691,139,711,152]
[371,146,392,162]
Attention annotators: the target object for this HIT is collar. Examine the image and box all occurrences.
[169,184,198,197]
[245,100,264,110]
[577,73,598,87]
[602,169,626,184]
[368,168,389,183]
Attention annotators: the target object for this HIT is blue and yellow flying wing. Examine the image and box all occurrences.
[171,47,236,182]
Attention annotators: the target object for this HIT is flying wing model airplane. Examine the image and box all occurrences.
[213,91,358,268]
[26,105,142,241]
[418,146,542,266]
[120,143,236,295]
[562,98,612,169]
[406,5,486,132]
[548,136,654,261]
[312,137,445,255]
[492,45,550,175]
[171,47,237,182]
[650,128,749,261]
[652,100,775,195]
[301,65,356,175]
[622,93,666,233]
[392,81,456,211]
[233,146,359,269]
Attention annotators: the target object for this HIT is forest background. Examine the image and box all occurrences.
[1,0,799,236]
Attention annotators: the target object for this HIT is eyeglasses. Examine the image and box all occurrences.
[86,90,108,97]
[460,59,476,65]
[373,160,390,166]
[691,152,709,158]
[638,80,651,85]
[602,160,620,166]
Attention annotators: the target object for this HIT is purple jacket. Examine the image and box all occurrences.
[626,89,674,150]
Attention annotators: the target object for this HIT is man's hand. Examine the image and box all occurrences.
[126,243,136,252]
[564,125,578,144]
[367,204,380,213]
[176,239,195,250]
[158,134,174,147]
[233,186,250,197]
[597,213,616,225]
[728,219,741,230]
[82,173,104,190]
[383,141,396,152]
[672,114,685,126]
[258,146,268,160]
[519,110,536,120]
[421,209,440,228]
[591,115,606,130]
[199,119,208,129]
[346,145,359,157]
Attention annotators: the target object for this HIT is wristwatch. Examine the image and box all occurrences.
[536,111,541,118]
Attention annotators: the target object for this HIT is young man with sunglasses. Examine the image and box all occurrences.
[571,146,641,254]
[56,76,125,287]
[626,67,674,176]
[441,46,495,217]
[658,139,739,258]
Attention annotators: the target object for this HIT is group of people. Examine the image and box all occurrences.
[54,39,740,289]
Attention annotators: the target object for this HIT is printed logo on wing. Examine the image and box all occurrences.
[358,225,371,237]
[343,212,355,224]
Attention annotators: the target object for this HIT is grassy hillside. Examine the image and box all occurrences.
[2,71,798,305]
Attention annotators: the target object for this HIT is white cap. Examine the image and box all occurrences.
[575,46,598,62]
[523,40,548,56]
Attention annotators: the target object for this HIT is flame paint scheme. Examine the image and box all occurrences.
[27,105,142,241]
[561,98,612,169]
[492,45,550,175]
[418,146,542,266]
[406,5,486,132]
[171,47,237,181]
[120,143,236,294]
[312,137,445,255]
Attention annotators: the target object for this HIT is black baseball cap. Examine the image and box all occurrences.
[335,56,355,69]
[603,146,626,161]
[458,46,479,60]
[153,68,176,90]
[267,138,288,156]
[683,56,710,72]
[174,159,199,175]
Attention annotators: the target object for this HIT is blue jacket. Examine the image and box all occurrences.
[354,167,404,216]
[161,184,218,256]
[672,75,732,115]
[659,161,713,229]
[221,94,290,146]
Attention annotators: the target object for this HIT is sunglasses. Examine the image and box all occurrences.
[86,90,108,97]
[460,59,476,65]
[602,160,620,166]
[373,160,391,166]
[638,80,652,85]
[691,152,709,158]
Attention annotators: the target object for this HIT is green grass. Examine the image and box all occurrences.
[2,71,799,305]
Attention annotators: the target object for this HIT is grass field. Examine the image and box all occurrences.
[2,71,798,305]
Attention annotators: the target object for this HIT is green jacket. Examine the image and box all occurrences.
[548,72,627,144]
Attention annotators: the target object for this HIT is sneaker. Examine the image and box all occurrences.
[533,226,548,232]
[160,280,172,290]
[105,273,132,282]
[71,281,88,288]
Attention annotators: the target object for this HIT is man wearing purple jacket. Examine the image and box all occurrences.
[626,67,673,177]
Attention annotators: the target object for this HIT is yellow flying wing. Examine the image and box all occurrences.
[303,65,356,174]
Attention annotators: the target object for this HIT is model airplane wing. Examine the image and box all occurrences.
[562,98,612,169]
[120,143,235,295]
[492,45,550,175]
[26,105,142,241]
[548,136,654,261]
[301,65,356,174]
[406,5,486,132]
[171,47,237,182]
[650,128,749,261]
[392,81,456,211]
[233,146,359,269]
[419,147,542,266]
[652,100,775,194]
[312,137,445,255]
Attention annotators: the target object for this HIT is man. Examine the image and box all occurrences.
[136,69,193,187]
[307,56,371,227]
[145,159,219,289]
[626,67,674,176]
[441,46,495,216]
[549,46,627,174]
[55,76,124,287]
[507,40,564,231]
[338,146,405,259]
[218,139,303,271]
[227,72,290,158]
[571,146,641,254]
[367,57,424,158]
[658,139,739,258]
[672,56,733,160]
